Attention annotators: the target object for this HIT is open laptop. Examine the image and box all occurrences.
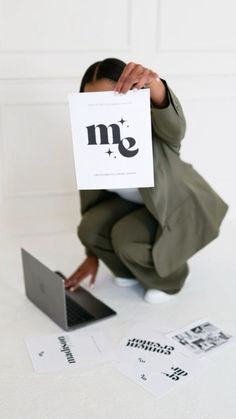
[21,248,116,331]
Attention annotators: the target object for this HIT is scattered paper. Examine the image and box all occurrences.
[25,330,115,373]
[68,89,154,189]
[25,319,234,400]
[167,319,234,357]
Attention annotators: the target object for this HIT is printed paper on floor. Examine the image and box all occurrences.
[167,319,234,357]
[115,324,208,399]
[25,330,115,373]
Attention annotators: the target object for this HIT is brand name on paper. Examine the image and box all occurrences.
[126,338,175,355]
[86,118,139,158]
[58,336,76,364]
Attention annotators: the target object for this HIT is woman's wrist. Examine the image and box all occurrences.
[87,255,98,261]
[148,78,169,109]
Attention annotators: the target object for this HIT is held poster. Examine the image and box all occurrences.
[68,89,154,190]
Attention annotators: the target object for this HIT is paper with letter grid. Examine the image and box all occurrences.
[69,89,154,190]
[115,324,209,399]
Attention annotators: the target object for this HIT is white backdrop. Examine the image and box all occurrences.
[0,0,236,237]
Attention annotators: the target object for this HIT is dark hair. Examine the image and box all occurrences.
[79,58,126,92]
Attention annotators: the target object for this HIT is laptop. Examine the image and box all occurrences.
[21,248,116,331]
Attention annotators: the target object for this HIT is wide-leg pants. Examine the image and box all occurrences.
[78,195,189,293]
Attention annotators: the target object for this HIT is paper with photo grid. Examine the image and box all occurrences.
[167,319,234,357]
[68,89,154,190]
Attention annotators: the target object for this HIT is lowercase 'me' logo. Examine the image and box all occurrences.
[86,118,139,158]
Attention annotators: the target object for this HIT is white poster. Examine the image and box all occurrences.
[115,324,209,399]
[25,330,115,373]
[68,89,154,190]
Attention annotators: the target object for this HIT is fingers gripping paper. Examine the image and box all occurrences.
[68,89,154,190]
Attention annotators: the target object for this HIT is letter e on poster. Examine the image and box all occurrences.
[68,89,154,189]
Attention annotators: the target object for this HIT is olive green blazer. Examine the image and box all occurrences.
[79,80,228,277]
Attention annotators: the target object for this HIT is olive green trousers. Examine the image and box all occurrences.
[78,195,189,293]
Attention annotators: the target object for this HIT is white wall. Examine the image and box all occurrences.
[1,0,235,237]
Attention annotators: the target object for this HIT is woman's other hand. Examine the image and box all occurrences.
[64,256,99,292]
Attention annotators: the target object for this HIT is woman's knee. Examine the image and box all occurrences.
[77,215,99,249]
[111,220,131,257]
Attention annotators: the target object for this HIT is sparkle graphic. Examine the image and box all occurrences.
[105,148,114,157]
[118,117,127,125]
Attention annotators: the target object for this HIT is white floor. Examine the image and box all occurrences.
[0,218,236,419]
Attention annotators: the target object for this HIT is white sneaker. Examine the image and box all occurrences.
[114,277,139,287]
[144,289,176,304]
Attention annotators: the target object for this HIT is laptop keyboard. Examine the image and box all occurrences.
[66,296,95,327]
